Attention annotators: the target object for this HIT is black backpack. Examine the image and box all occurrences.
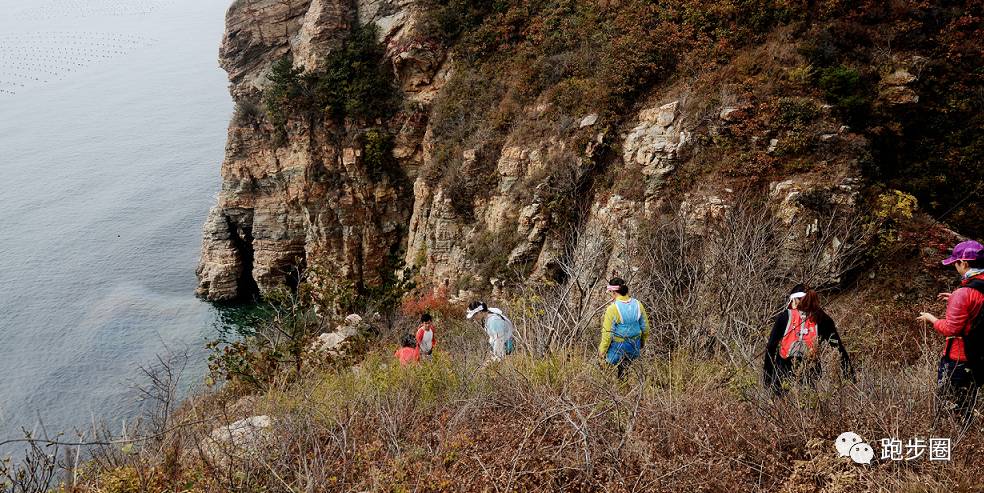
[962,280,984,379]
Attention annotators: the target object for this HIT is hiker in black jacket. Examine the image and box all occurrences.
[764,286,853,394]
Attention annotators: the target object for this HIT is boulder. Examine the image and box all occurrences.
[719,106,742,122]
[203,415,274,463]
[656,101,678,127]
[881,69,916,86]
[579,114,599,128]
[210,415,273,444]
[879,68,919,105]
[309,314,364,357]
[880,86,919,105]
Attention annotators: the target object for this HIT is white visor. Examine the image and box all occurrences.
[465,307,483,319]
[789,292,806,302]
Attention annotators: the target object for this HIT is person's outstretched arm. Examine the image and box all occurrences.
[932,288,975,337]
[819,315,853,380]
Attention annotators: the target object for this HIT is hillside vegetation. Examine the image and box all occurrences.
[5,0,984,491]
[414,0,984,238]
[12,203,984,492]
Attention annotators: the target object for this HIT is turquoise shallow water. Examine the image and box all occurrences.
[0,0,232,450]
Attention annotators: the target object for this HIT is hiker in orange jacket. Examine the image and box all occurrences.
[394,333,420,365]
[917,240,984,424]
[415,313,436,359]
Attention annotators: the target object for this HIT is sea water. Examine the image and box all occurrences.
[0,0,233,452]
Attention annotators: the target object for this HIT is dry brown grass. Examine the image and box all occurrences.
[41,322,983,493]
[10,199,972,493]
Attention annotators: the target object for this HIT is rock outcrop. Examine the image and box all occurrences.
[203,415,274,464]
[622,100,689,196]
[308,313,366,357]
[197,0,438,301]
[197,1,872,303]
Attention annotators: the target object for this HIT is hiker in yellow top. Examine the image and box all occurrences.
[599,277,650,378]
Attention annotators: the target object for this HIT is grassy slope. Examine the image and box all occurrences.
[71,228,984,492]
[56,1,984,491]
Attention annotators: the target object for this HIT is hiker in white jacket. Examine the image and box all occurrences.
[466,301,515,361]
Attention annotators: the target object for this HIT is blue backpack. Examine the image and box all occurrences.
[612,298,643,339]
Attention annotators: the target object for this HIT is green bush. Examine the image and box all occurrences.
[817,65,860,99]
[316,23,397,121]
[776,97,819,126]
[816,65,870,125]
[208,288,323,390]
[362,128,399,182]
[419,0,500,46]
[264,57,306,143]
[233,98,264,125]
[680,0,805,40]
[263,23,396,144]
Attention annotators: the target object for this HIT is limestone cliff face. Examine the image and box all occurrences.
[197,0,439,301]
[197,1,868,302]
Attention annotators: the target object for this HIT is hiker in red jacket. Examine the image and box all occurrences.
[415,313,436,359]
[394,333,420,365]
[918,240,984,424]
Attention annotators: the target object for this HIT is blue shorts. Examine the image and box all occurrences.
[606,338,641,365]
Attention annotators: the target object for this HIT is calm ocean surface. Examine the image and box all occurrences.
[0,0,232,450]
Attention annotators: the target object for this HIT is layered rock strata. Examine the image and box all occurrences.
[198,0,868,302]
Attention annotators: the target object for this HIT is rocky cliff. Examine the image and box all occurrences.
[197,0,982,302]
[197,0,432,301]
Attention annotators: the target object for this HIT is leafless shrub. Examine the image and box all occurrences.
[134,344,191,438]
[630,192,873,368]
[55,329,984,492]
[630,214,707,353]
[509,225,612,356]
[0,431,61,493]
[0,344,215,492]
[506,186,872,372]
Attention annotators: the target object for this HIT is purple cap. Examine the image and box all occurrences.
[942,240,984,265]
